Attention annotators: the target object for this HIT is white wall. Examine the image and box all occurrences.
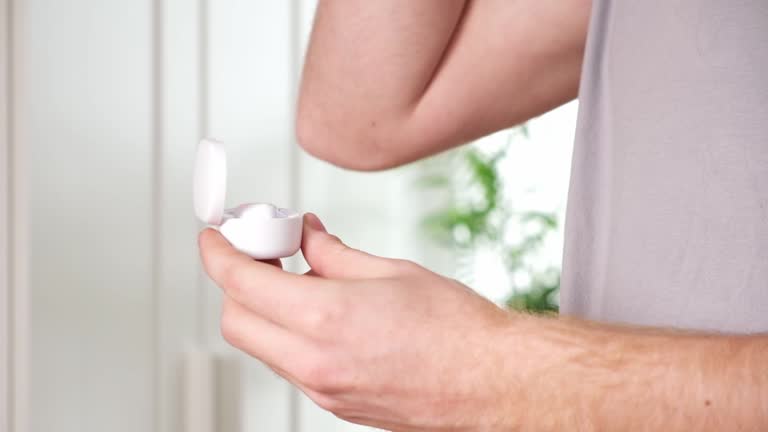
[1,0,10,430]
[15,1,156,431]
[1,1,442,431]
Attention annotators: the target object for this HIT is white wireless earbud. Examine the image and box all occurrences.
[193,139,303,259]
[233,203,279,220]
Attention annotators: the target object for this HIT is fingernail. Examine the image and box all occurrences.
[305,213,326,232]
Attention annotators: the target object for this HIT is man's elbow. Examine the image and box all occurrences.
[296,114,409,172]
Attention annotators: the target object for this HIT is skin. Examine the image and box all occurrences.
[200,217,768,431]
[297,0,590,170]
[201,0,768,429]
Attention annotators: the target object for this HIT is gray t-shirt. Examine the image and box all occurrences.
[559,1,768,333]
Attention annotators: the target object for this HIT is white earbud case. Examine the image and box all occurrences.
[194,138,303,259]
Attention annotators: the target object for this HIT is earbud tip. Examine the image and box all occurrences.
[234,203,278,220]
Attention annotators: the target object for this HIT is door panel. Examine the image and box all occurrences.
[14,1,156,431]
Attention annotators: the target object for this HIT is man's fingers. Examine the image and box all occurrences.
[220,297,315,384]
[301,213,399,279]
[199,228,338,324]
[221,298,359,403]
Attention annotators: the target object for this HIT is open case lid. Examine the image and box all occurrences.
[193,138,227,225]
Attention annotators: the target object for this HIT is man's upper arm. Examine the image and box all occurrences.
[297,0,592,170]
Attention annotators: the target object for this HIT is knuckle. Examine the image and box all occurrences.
[311,393,343,413]
[391,258,422,274]
[302,302,344,333]
[308,236,346,274]
[326,237,351,259]
[325,234,343,245]
[221,264,248,296]
[298,359,346,394]
[219,309,243,347]
[198,229,215,252]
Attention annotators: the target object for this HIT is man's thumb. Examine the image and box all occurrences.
[301,213,395,279]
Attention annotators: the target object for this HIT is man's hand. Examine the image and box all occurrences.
[199,214,518,431]
[200,214,768,431]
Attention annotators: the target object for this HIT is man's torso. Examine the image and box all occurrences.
[560,0,768,332]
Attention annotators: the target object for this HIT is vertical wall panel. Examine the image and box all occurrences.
[0,0,9,429]
[205,1,296,430]
[8,1,29,429]
[206,0,294,207]
[14,1,156,431]
[157,0,204,431]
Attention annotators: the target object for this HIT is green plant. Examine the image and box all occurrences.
[420,127,560,313]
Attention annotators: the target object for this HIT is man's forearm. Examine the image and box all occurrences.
[504,315,768,430]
